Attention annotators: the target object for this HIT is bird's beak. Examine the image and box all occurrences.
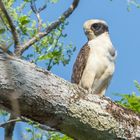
[84,29,89,35]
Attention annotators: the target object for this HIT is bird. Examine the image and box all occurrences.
[71,19,117,96]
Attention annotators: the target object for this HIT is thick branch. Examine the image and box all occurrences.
[20,0,80,55]
[0,0,20,55]
[0,53,140,140]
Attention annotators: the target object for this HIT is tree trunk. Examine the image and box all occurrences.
[0,53,140,140]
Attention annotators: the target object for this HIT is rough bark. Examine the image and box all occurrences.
[0,53,140,140]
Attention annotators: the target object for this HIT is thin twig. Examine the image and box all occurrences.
[36,13,42,32]
[20,0,80,55]
[30,0,47,32]
[0,118,20,128]
[0,116,56,132]
[20,116,56,131]
[0,0,20,55]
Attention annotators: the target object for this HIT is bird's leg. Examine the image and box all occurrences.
[92,67,113,96]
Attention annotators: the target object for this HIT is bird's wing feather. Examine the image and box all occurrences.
[71,43,90,84]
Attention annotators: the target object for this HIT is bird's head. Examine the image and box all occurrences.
[83,19,109,40]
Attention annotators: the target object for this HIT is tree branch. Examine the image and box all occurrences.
[4,114,16,140]
[20,116,56,131]
[20,0,80,55]
[0,13,11,31]
[0,118,20,128]
[30,0,44,32]
[0,0,20,55]
[0,53,140,140]
[0,44,13,55]
[0,116,56,132]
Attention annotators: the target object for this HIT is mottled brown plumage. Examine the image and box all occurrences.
[71,43,90,84]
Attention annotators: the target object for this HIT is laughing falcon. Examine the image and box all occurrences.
[71,19,117,96]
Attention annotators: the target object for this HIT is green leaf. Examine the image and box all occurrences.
[115,81,140,114]
[25,128,32,133]
[38,53,53,60]
[19,15,30,25]
[134,80,140,91]
[0,28,5,34]
[35,133,42,139]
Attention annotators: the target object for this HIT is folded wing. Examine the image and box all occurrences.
[71,43,90,84]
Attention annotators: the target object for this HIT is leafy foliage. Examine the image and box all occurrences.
[127,0,140,7]
[22,119,73,140]
[0,0,75,70]
[127,0,140,11]
[110,0,140,11]
[47,132,73,140]
[0,110,73,140]
[116,81,140,114]
[30,22,76,70]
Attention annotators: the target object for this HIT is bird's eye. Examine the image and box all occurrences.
[91,23,101,31]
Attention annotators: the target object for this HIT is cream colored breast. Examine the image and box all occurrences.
[87,32,115,66]
[79,32,116,90]
[88,33,113,55]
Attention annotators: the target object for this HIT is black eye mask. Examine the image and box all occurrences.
[91,23,108,36]
[91,23,101,31]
